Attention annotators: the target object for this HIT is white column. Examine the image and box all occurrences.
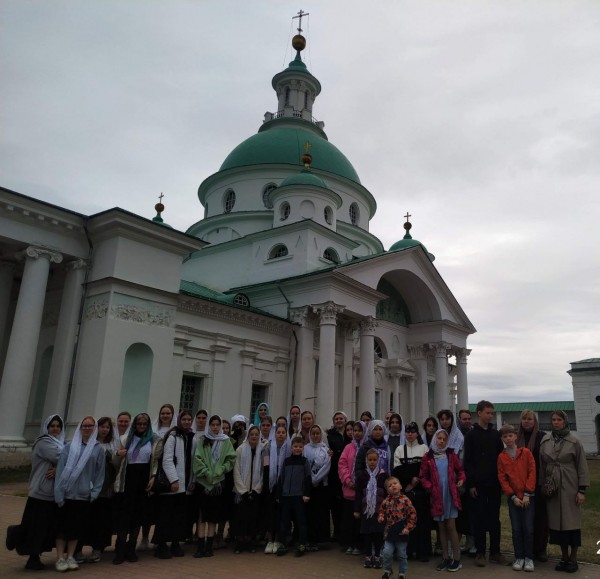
[313,301,344,424]
[341,323,355,417]
[358,316,376,416]
[409,377,416,421]
[290,307,316,413]
[432,342,451,412]
[209,339,231,420]
[0,247,62,445]
[393,373,401,414]
[408,344,429,424]
[0,262,15,356]
[42,259,87,419]
[456,348,471,412]
[239,348,258,418]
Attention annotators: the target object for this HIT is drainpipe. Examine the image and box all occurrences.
[277,285,298,406]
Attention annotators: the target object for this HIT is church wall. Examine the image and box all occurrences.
[572,371,600,453]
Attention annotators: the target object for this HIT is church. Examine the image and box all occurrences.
[0,27,475,446]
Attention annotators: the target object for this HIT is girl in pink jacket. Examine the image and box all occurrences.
[338,420,366,555]
[420,429,466,572]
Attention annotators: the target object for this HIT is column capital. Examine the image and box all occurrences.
[407,343,426,359]
[429,341,451,358]
[455,348,472,364]
[289,306,312,327]
[65,258,88,271]
[312,301,345,325]
[24,246,63,264]
[359,315,377,335]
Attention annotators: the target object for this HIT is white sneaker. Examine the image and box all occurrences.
[66,557,79,570]
[512,558,524,571]
[523,558,534,572]
[264,541,274,554]
[55,558,69,572]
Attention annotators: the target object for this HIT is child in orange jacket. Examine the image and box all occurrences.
[497,424,536,572]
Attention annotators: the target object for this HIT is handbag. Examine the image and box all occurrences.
[542,463,559,498]
[152,435,177,494]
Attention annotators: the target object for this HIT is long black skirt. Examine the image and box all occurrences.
[198,490,227,524]
[56,499,91,541]
[114,463,152,532]
[154,493,187,543]
[233,495,259,537]
[15,497,57,556]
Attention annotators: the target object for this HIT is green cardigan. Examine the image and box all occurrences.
[193,436,236,491]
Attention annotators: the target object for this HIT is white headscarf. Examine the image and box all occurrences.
[430,428,450,455]
[237,426,263,494]
[364,450,380,518]
[204,416,230,461]
[55,417,98,495]
[304,424,330,477]
[151,405,177,435]
[38,414,65,447]
[445,417,464,454]
[268,429,291,491]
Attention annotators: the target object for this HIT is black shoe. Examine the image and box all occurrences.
[171,542,184,557]
[555,559,568,571]
[126,550,138,563]
[112,554,125,565]
[276,545,288,557]
[6,525,18,551]
[564,561,578,573]
[294,544,306,557]
[25,555,45,571]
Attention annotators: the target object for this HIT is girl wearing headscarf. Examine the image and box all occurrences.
[253,401,270,428]
[188,409,208,544]
[422,416,438,448]
[517,409,547,561]
[386,413,406,457]
[112,412,160,565]
[54,416,105,572]
[303,424,332,549]
[262,423,291,553]
[539,410,589,573]
[338,420,365,555]
[354,448,386,569]
[8,415,65,571]
[354,420,391,475]
[326,411,347,542]
[154,410,195,559]
[419,429,466,572]
[287,405,301,438]
[74,416,118,563]
[232,425,264,553]
[193,415,236,558]
[259,414,273,445]
[437,409,464,457]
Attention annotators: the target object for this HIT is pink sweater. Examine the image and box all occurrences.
[338,442,358,500]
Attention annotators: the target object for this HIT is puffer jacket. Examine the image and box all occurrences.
[419,448,465,517]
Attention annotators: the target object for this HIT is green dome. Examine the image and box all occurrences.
[219,125,361,184]
[280,169,329,189]
[389,238,426,252]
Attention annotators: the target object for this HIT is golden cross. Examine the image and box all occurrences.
[304,141,312,154]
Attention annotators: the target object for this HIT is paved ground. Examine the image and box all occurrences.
[1,484,599,578]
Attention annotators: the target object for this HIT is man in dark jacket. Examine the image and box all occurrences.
[463,400,507,567]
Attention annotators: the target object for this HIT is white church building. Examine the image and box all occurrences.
[0,31,476,446]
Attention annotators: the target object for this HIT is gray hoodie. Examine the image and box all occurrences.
[54,441,105,504]
[28,435,63,501]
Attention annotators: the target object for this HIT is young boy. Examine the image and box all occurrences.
[377,476,417,579]
[497,424,536,572]
[276,436,311,557]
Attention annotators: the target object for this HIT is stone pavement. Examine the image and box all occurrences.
[1,488,599,578]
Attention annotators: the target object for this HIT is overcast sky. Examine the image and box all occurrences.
[2,1,599,403]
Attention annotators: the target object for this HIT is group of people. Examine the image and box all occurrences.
[6,400,590,577]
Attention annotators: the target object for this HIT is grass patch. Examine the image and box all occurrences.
[0,465,30,485]
[499,459,600,564]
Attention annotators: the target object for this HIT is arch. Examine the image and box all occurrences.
[120,343,153,414]
[349,202,360,225]
[233,293,250,307]
[223,189,236,213]
[324,205,333,225]
[279,201,290,221]
[374,337,387,360]
[377,270,441,324]
[323,247,340,264]
[262,183,277,208]
[268,244,289,259]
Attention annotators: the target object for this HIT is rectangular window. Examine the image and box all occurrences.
[179,375,204,413]
[250,383,268,421]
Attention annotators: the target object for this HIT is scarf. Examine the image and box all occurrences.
[287,405,301,437]
[268,437,291,491]
[430,428,449,456]
[56,417,98,495]
[125,413,155,460]
[238,427,263,492]
[517,413,540,452]
[367,420,390,473]
[37,414,65,448]
[305,425,329,477]
[364,463,379,518]
[252,402,270,428]
[151,406,177,436]
[444,418,464,453]
[204,417,231,462]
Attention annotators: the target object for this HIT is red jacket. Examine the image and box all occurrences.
[419,449,466,517]
[497,447,536,499]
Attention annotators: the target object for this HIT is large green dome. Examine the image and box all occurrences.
[219,124,361,184]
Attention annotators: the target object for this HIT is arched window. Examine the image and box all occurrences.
[120,343,153,412]
[324,206,333,224]
[323,247,340,264]
[268,244,289,259]
[349,202,359,225]
[233,293,250,307]
[223,189,236,213]
[285,87,290,106]
[374,340,383,359]
[280,202,290,221]
[263,183,277,208]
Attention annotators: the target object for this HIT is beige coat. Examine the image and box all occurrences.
[539,432,589,531]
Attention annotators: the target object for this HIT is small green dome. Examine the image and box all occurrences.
[219,125,361,184]
[280,169,329,189]
[389,237,426,252]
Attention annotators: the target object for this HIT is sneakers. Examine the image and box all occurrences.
[88,549,102,563]
[475,553,486,567]
[66,557,79,570]
[372,556,383,569]
[352,547,362,555]
[447,559,462,572]
[345,546,353,555]
[55,558,69,572]
[489,552,508,566]
[436,558,451,571]
[381,572,391,579]
[512,558,524,571]
[294,544,306,557]
[276,545,288,557]
[73,551,86,564]
[364,556,373,568]
[523,558,534,572]
[265,541,275,554]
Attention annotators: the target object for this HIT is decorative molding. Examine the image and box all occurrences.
[312,301,344,325]
[359,315,377,335]
[84,299,109,321]
[65,258,88,271]
[111,303,174,327]
[24,246,63,264]
[407,344,426,359]
[178,297,291,336]
[455,348,472,364]
[430,341,451,358]
[41,304,60,328]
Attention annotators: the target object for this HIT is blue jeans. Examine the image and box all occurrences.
[382,539,408,575]
[508,497,535,559]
